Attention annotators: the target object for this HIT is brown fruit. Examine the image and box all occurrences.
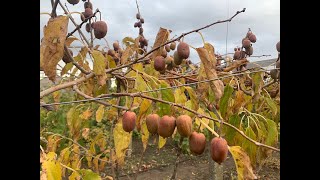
[67,0,80,5]
[146,114,160,134]
[122,111,136,132]
[237,47,241,51]
[270,69,279,80]
[276,60,280,69]
[84,1,93,9]
[177,42,190,59]
[245,46,253,56]
[158,115,176,138]
[136,13,141,19]
[165,56,174,65]
[173,51,183,65]
[239,51,246,59]
[139,27,144,35]
[107,49,115,56]
[246,31,253,38]
[93,21,108,39]
[165,45,171,52]
[62,49,73,63]
[189,132,206,155]
[85,23,91,33]
[233,51,240,60]
[143,38,148,46]
[210,137,228,164]
[276,41,280,52]
[137,21,142,28]
[170,42,176,50]
[91,22,95,28]
[248,34,257,43]
[161,48,167,58]
[134,22,138,28]
[113,42,120,51]
[270,89,279,98]
[83,8,93,18]
[154,56,166,71]
[140,18,144,24]
[234,47,237,51]
[242,38,251,48]
[207,104,214,111]
[176,115,192,137]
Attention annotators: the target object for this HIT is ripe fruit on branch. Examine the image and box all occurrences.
[233,51,240,60]
[246,31,253,38]
[154,56,166,71]
[170,42,176,50]
[270,69,280,80]
[62,49,73,63]
[165,45,171,52]
[146,114,160,134]
[139,27,144,35]
[242,38,251,48]
[67,0,80,5]
[137,21,142,28]
[84,1,93,10]
[210,137,228,164]
[161,48,167,58]
[276,41,280,52]
[189,132,206,155]
[248,34,257,43]
[239,51,246,59]
[122,111,136,132]
[245,46,253,56]
[140,18,144,24]
[234,47,237,51]
[176,115,193,137]
[83,8,93,18]
[136,13,141,19]
[134,22,138,28]
[173,51,183,65]
[158,115,176,138]
[276,60,280,69]
[113,42,120,51]
[177,42,190,59]
[91,22,95,28]
[107,49,115,56]
[93,21,108,39]
[85,23,91,33]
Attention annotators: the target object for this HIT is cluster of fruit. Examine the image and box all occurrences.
[233,29,257,60]
[154,41,191,74]
[133,13,148,51]
[122,111,229,164]
[105,41,123,65]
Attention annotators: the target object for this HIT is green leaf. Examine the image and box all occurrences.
[243,127,257,165]
[185,86,199,111]
[265,119,278,146]
[229,146,257,180]
[136,75,148,92]
[60,62,74,76]
[265,97,278,116]
[78,169,101,180]
[224,114,240,145]
[92,50,106,75]
[252,72,263,94]
[219,85,234,119]
[157,80,175,116]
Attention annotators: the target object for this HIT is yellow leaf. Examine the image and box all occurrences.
[113,120,132,166]
[141,121,149,150]
[81,109,92,120]
[81,128,90,140]
[137,99,152,130]
[195,108,210,131]
[158,136,166,149]
[40,16,69,82]
[61,62,74,76]
[151,27,170,60]
[47,135,60,152]
[196,47,224,103]
[174,88,187,105]
[228,146,257,180]
[69,171,81,180]
[42,152,62,180]
[120,47,134,64]
[96,105,105,122]
[106,55,116,68]
[93,154,103,173]
[71,145,81,170]
[53,91,60,103]
[204,42,216,65]
[92,50,106,75]
[132,63,144,72]
[58,148,71,177]
[98,157,109,171]
[65,37,78,47]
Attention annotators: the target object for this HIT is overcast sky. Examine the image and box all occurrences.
[40,0,280,64]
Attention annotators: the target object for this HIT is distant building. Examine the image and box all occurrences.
[246,58,277,70]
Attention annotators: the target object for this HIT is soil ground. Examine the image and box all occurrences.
[107,136,279,180]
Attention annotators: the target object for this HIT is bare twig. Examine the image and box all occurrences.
[66,9,100,39]
[58,1,90,46]
[51,0,59,18]
[73,85,128,110]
